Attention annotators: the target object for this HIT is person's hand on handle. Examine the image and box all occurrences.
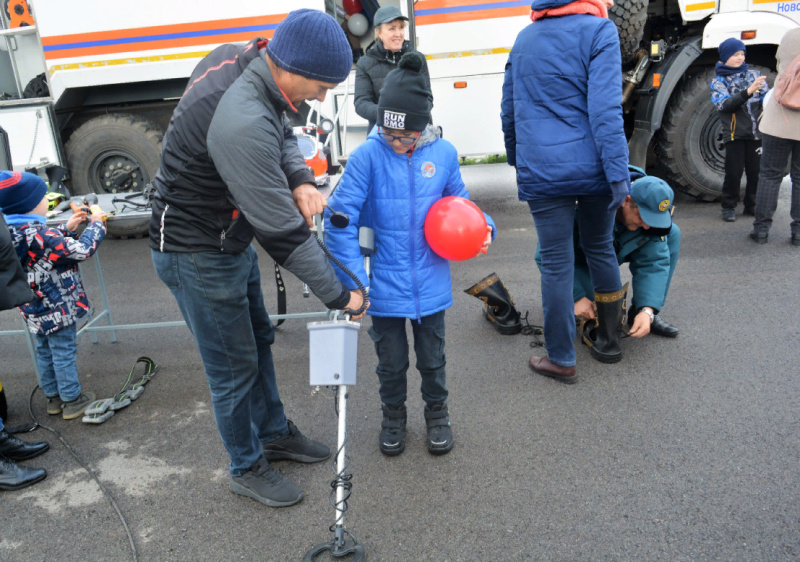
[65,210,88,231]
[345,289,369,320]
[574,297,597,321]
[628,309,653,338]
[608,179,630,211]
[293,183,327,228]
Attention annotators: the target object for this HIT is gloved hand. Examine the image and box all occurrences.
[608,179,630,211]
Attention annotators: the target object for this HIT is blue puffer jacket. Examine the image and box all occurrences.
[325,126,496,319]
[500,1,629,200]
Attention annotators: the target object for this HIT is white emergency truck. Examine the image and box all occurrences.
[0,0,796,236]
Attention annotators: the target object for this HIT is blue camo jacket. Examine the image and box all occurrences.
[324,126,496,319]
[710,69,767,142]
[5,214,106,335]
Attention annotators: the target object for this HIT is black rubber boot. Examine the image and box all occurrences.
[424,402,453,455]
[379,404,407,456]
[581,283,628,364]
[464,273,522,335]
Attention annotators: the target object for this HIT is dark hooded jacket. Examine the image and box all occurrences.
[150,38,349,309]
[1,212,33,310]
[354,39,432,132]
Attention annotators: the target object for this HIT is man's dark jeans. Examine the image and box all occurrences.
[753,133,800,237]
[368,311,447,407]
[152,245,288,476]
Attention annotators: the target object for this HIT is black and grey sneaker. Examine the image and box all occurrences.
[424,403,453,456]
[62,392,96,420]
[379,403,407,456]
[229,458,303,507]
[722,208,736,222]
[262,420,330,463]
[46,396,63,415]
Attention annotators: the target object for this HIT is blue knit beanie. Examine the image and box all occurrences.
[719,38,746,63]
[266,9,352,83]
[0,171,47,215]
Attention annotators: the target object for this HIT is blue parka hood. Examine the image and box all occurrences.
[531,0,576,10]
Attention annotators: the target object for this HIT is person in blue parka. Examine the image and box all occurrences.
[536,167,681,341]
[501,0,630,383]
[325,52,495,458]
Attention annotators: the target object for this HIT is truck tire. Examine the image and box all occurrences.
[609,0,648,66]
[65,114,162,238]
[656,65,774,201]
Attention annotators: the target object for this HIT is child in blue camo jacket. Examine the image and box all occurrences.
[0,171,106,420]
[710,37,769,222]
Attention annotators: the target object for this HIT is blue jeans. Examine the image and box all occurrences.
[152,246,288,476]
[368,311,447,407]
[528,196,621,367]
[36,323,81,402]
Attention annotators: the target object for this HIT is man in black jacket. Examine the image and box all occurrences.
[0,211,50,491]
[150,9,364,508]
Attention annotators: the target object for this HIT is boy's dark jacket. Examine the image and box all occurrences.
[6,215,105,335]
[710,69,767,142]
[0,212,33,310]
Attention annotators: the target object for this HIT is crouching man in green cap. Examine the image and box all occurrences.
[537,166,681,354]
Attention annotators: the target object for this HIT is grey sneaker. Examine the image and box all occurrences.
[722,208,736,222]
[46,396,63,415]
[229,458,303,507]
[62,392,96,420]
[262,420,330,463]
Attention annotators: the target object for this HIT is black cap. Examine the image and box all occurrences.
[377,51,431,132]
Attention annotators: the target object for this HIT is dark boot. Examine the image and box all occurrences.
[581,283,628,364]
[465,273,522,335]
[379,404,407,456]
[0,430,49,461]
[424,402,453,455]
[0,455,47,491]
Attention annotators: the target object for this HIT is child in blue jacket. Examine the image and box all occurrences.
[1,171,106,420]
[710,38,768,222]
[324,52,495,457]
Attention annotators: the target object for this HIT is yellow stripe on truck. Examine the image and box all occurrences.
[49,50,214,75]
[684,1,716,10]
[424,47,512,61]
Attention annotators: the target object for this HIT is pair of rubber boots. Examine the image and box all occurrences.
[465,273,522,335]
[580,283,629,364]
[379,403,453,456]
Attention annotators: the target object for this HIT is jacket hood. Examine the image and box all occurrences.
[531,0,577,10]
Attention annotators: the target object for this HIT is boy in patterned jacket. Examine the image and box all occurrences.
[0,171,106,420]
[710,38,769,222]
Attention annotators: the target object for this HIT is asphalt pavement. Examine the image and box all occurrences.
[1,164,798,561]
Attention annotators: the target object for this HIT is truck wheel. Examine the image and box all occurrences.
[656,65,773,201]
[609,0,648,66]
[65,114,162,238]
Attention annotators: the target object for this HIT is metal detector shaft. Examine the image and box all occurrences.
[333,384,348,545]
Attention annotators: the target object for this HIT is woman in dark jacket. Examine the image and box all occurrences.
[354,5,431,133]
[501,0,630,383]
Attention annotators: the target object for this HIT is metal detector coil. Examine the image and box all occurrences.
[308,320,360,386]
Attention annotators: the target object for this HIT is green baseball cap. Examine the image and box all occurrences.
[631,176,674,229]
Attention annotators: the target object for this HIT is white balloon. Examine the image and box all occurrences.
[348,13,369,37]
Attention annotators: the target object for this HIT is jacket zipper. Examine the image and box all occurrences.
[407,154,421,322]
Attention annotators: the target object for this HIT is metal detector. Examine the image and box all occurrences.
[304,222,373,562]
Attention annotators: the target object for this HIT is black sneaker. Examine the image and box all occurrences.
[792,234,800,247]
[379,403,407,456]
[749,230,768,244]
[229,458,303,507]
[262,420,330,463]
[722,208,736,222]
[424,403,453,456]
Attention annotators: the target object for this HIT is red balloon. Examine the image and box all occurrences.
[424,197,488,261]
[343,0,364,15]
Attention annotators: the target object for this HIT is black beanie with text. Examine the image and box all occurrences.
[377,51,431,132]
